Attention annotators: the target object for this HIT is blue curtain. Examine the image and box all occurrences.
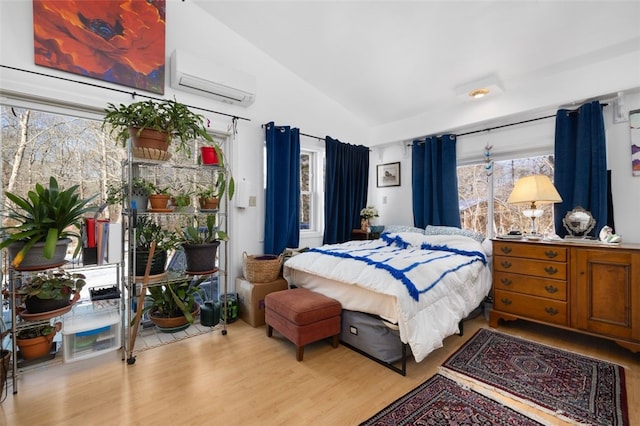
[324,136,370,244]
[553,101,607,237]
[264,122,300,254]
[412,134,461,228]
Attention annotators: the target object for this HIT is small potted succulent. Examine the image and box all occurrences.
[0,177,97,270]
[18,269,86,314]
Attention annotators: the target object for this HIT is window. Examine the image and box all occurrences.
[457,154,556,237]
[299,147,325,232]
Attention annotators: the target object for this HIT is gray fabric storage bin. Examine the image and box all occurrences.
[340,310,405,363]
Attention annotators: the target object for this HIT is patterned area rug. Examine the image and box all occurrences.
[360,374,544,426]
[441,328,629,426]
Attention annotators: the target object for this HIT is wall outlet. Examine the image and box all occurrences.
[248,196,257,207]
[382,196,388,204]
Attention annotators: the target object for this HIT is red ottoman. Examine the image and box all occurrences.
[265,288,341,361]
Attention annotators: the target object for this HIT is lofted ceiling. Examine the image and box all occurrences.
[196,1,640,131]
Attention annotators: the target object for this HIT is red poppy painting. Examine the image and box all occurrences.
[33,0,166,94]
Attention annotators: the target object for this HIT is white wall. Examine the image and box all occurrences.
[2,0,639,287]
[371,93,640,243]
[0,0,369,283]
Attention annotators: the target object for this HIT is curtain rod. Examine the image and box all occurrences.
[410,103,609,144]
[0,64,251,122]
[260,123,324,141]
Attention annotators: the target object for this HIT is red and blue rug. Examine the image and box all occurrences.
[441,328,629,425]
[359,374,544,426]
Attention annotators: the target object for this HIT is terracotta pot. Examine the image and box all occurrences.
[198,197,219,210]
[129,128,170,152]
[16,322,61,360]
[149,305,200,331]
[200,146,219,165]
[149,194,170,210]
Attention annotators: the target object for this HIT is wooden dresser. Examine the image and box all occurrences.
[490,239,640,353]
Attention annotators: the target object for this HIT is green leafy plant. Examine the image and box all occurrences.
[19,269,86,301]
[142,277,205,323]
[135,216,180,252]
[102,98,213,156]
[16,323,56,339]
[0,177,97,268]
[181,215,227,244]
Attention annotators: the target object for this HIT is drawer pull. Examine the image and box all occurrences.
[501,298,512,306]
[544,307,559,316]
[544,266,558,275]
[544,250,559,259]
[544,285,558,294]
[500,278,512,286]
[501,261,512,269]
[500,246,512,254]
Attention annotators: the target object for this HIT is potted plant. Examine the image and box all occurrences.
[180,215,227,274]
[102,98,213,160]
[18,269,86,314]
[134,216,180,278]
[142,277,205,331]
[196,170,233,211]
[0,177,97,270]
[147,183,172,211]
[16,322,62,360]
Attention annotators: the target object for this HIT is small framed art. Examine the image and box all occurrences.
[377,162,401,187]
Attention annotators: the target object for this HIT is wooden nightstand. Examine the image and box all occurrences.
[351,229,380,240]
[490,239,640,353]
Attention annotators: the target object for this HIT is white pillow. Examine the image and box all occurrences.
[424,225,485,243]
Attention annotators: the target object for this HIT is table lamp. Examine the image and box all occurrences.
[507,175,562,235]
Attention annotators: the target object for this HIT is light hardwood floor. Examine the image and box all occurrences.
[1,315,638,425]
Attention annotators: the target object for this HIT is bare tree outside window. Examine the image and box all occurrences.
[458,155,556,237]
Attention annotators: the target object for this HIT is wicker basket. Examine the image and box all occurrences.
[242,252,283,283]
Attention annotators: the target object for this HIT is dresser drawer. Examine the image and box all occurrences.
[494,256,567,280]
[494,242,566,262]
[493,272,567,301]
[494,290,568,325]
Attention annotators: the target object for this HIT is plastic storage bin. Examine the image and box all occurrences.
[63,310,121,363]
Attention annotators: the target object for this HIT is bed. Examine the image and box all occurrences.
[283,228,492,370]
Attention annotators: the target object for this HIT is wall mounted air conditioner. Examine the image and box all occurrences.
[170,49,256,107]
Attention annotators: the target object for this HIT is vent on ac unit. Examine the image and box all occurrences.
[170,49,256,107]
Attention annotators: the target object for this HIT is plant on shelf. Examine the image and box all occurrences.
[142,277,205,330]
[18,269,86,314]
[102,98,213,158]
[16,322,62,360]
[147,182,172,210]
[0,177,97,269]
[180,215,227,274]
[134,216,180,277]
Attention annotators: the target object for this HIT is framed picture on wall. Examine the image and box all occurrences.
[631,108,640,176]
[377,162,401,187]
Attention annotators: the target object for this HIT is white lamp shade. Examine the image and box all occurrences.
[507,175,562,205]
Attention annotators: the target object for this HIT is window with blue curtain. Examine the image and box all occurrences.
[264,122,300,254]
[323,136,369,244]
[412,134,461,228]
[553,101,607,237]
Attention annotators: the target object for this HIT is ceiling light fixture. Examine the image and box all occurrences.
[469,88,490,99]
[455,74,503,101]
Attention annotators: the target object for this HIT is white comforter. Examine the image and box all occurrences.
[284,232,492,362]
